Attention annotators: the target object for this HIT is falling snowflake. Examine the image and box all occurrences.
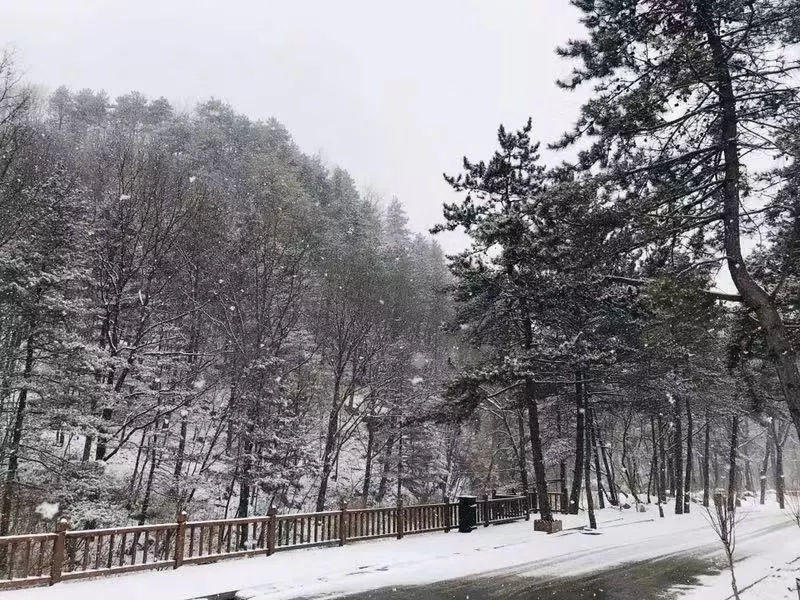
[35,502,59,520]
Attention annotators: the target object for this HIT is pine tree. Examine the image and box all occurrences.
[557,0,800,441]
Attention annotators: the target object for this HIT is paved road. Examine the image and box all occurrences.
[297,515,795,600]
[330,554,720,600]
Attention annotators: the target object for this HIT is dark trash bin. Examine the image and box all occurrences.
[458,496,477,533]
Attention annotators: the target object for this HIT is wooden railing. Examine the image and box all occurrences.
[526,491,568,514]
[0,492,553,591]
[0,532,57,588]
[477,495,529,526]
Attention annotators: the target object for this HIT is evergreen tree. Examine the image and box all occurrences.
[557,0,800,440]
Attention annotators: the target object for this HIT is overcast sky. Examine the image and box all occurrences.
[1,1,591,252]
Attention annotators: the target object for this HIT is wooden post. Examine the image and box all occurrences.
[483,494,490,527]
[396,499,404,539]
[443,497,451,532]
[338,502,348,546]
[173,511,187,569]
[50,519,67,585]
[266,506,277,556]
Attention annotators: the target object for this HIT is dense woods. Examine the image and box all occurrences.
[0,52,461,532]
[2,0,800,540]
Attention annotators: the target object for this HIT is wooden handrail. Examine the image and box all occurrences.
[0,492,576,591]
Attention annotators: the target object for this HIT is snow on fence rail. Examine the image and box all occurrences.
[0,492,567,591]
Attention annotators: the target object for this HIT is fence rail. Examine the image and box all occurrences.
[0,492,567,591]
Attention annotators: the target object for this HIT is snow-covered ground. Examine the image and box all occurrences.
[677,509,800,600]
[2,500,796,600]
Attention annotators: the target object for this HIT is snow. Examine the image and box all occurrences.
[34,502,59,520]
[678,549,800,600]
[5,501,795,600]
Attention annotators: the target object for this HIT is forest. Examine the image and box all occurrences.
[1,0,800,543]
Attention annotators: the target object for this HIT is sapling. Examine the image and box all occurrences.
[704,492,744,600]
[786,491,800,530]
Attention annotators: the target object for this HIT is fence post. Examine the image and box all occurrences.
[523,493,530,521]
[266,506,277,555]
[443,497,451,532]
[483,494,490,527]
[338,502,348,547]
[396,499,405,540]
[50,518,68,585]
[173,511,187,569]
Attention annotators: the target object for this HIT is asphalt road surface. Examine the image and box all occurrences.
[317,518,794,600]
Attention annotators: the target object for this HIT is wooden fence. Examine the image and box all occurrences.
[0,493,566,591]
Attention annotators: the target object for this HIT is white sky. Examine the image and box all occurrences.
[0,0,589,253]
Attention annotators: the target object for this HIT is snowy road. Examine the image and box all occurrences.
[270,505,795,600]
[2,502,796,600]
[327,515,794,600]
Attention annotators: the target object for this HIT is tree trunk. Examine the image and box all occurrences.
[0,334,34,537]
[673,398,684,515]
[139,432,158,525]
[568,370,585,515]
[361,420,375,506]
[375,433,395,504]
[584,415,596,529]
[703,410,711,507]
[650,416,665,518]
[556,406,569,507]
[516,410,529,492]
[770,420,785,509]
[174,413,188,479]
[236,437,252,519]
[646,441,655,503]
[589,408,605,509]
[667,429,676,496]
[82,432,93,462]
[759,427,771,506]
[595,415,617,505]
[684,398,693,513]
[657,414,667,502]
[128,426,149,506]
[95,407,112,460]
[315,378,342,512]
[525,379,552,522]
[742,420,754,493]
[727,415,739,511]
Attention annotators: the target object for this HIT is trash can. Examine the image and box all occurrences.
[458,496,477,533]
